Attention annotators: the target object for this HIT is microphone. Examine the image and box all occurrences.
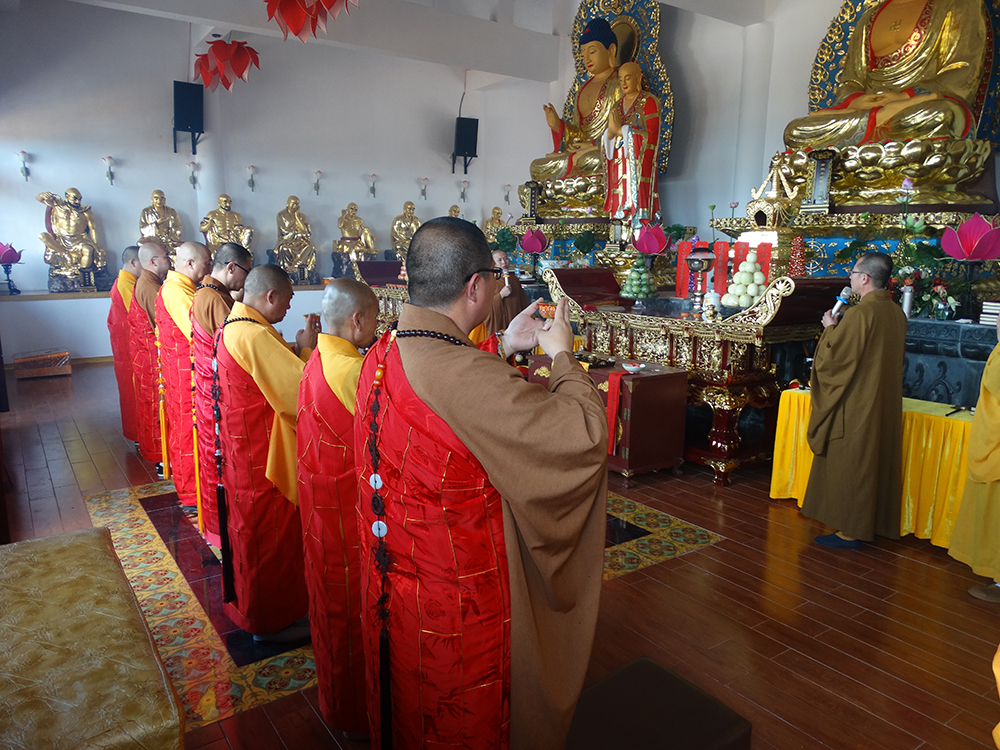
[831,286,853,319]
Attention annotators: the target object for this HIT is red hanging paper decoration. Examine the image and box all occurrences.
[265,0,359,43]
[194,40,261,92]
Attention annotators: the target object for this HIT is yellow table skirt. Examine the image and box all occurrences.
[769,389,974,548]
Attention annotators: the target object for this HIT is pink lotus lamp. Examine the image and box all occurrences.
[0,242,23,295]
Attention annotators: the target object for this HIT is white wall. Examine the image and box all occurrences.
[0,0,867,359]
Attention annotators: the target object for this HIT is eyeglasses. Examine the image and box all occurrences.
[233,262,250,275]
[464,267,503,283]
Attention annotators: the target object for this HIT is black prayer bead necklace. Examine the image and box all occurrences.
[394,328,469,347]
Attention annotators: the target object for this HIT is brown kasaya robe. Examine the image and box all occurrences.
[395,304,608,749]
[483,273,531,335]
[801,289,907,541]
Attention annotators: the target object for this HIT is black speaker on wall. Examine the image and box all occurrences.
[453,116,478,173]
[173,81,204,154]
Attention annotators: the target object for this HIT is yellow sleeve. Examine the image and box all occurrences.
[162,283,195,340]
[228,325,305,503]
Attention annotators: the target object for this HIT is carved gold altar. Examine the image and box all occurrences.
[543,268,844,484]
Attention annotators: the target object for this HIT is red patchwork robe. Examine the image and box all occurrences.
[355,305,607,750]
[156,271,198,507]
[128,269,163,463]
[215,304,309,634]
[107,271,137,442]
[296,335,368,734]
[356,334,512,748]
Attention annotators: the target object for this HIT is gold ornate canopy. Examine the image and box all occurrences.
[565,0,673,173]
[808,0,1000,146]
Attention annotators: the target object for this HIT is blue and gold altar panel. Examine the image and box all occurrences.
[566,0,673,172]
[809,0,1000,146]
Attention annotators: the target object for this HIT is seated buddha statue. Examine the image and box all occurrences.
[37,188,108,291]
[784,0,987,150]
[273,196,317,281]
[527,17,621,212]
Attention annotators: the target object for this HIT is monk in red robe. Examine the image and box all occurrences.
[215,264,318,640]
[355,217,608,749]
[128,241,171,473]
[156,241,211,509]
[107,245,141,444]
[297,278,377,737]
[191,242,251,547]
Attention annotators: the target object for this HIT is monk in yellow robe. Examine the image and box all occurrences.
[947,316,1000,601]
[296,278,378,737]
[784,0,987,149]
[107,246,141,443]
[155,242,212,510]
[215,264,319,640]
[801,253,908,548]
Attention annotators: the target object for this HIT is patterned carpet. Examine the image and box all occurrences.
[85,483,721,727]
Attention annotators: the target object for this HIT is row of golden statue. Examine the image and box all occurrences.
[35,186,510,291]
[35,0,999,291]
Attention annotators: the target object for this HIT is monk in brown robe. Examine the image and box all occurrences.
[191,243,251,547]
[801,252,907,548]
[354,217,608,748]
[482,248,530,335]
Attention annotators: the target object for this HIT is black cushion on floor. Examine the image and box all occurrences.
[566,658,752,750]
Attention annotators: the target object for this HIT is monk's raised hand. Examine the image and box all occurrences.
[536,298,574,357]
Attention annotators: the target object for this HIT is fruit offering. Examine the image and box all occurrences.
[720,251,767,309]
[620,255,654,299]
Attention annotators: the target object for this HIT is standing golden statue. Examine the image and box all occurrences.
[603,61,661,236]
[37,188,108,292]
[390,201,421,262]
[526,17,621,214]
[139,190,182,262]
[483,206,505,242]
[335,203,377,277]
[199,194,254,255]
[785,0,986,150]
[273,196,318,284]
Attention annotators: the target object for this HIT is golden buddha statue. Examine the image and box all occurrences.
[525,17,621,215]
[483,206,505,242]
[785,0,986,151]
[37,188,108,291]
[336,203,377,263]
[199,194,254,255]
[390,201,421,262]
[448,205,461,218]
[273,196,318,282]
[139,190,182,261]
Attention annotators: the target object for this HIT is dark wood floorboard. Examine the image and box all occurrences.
[2,365,998,749]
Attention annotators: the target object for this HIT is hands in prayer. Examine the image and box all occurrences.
[295,313,321,355]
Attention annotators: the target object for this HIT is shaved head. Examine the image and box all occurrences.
[407,217,492,308]
[244,264,292,301]
[138,241,167,268]
[176,241,209,266]
[122,246,139,266]
[322,278,378,331]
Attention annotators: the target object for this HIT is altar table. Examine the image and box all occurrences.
[770,389,973,548]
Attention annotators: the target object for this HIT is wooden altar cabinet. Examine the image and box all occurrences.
[543,269,847,485]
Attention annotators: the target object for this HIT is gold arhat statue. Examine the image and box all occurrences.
[199,194,254,255]
[273,195,318,285]
[37,188,108,293]
[139,190,182,264]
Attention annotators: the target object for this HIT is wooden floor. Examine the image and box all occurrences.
[2,364,999,749]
